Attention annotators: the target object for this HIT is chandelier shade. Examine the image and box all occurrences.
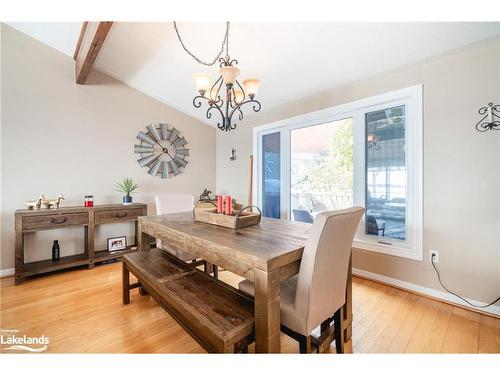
[219,65,240,84]
[243,79,260,98]
[194,73,212,94]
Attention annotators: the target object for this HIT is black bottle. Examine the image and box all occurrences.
[52,240,60,262]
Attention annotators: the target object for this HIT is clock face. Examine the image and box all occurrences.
[134,123,189,178]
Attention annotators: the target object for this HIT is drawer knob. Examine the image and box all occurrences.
[50,217,67,224]
[114,212,127,218]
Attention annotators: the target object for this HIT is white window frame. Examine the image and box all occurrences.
[253,85,423,260]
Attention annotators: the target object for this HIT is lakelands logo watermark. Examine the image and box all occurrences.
[0,329,49,352]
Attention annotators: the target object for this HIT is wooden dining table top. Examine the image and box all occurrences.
[138,212,312,274]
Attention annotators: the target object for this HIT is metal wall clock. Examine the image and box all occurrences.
[134,123,189,178]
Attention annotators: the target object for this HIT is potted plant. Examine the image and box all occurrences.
[116,178,139,205]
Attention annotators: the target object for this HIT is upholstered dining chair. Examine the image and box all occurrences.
[154,194,218,278]
[239,206,364,353]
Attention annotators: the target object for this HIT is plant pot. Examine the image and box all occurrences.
[123,195,132,205]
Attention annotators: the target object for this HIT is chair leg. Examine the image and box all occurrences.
[213,265,218,279]
[333,308,345,354]
[299,335,313,354]
[320,318,331,334]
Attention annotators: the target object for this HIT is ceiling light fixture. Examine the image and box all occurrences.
[173,21,261,132]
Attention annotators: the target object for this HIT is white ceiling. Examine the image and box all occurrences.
[7,22,500,126]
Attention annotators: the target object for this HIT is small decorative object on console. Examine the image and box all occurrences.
[52,240,60,262]
[115,178,138,205]
[43,194,65,209]
[107,236,127,252]
[26,194,45,210]
[84,195,94,207]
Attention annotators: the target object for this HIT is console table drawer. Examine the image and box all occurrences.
[95,208,143,224]
[23,212,88,231]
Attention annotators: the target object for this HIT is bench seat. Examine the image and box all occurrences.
[122,248,254,353]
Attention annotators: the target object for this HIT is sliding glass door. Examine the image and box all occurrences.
[290,118,353,223]
[261,132,281,219]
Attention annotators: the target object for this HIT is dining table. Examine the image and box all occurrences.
[137,212,353,353]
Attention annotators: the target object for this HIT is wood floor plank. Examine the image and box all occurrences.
[405,298,444,353]
[478,314,500,353]
[441,307,468,353]
[1,262,498,354]
[459,309,480,353]
[386,296,427,353]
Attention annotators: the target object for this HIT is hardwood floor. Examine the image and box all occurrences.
[1,261,499,353]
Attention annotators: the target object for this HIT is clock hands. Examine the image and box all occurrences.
[145,131,181,168]
[146,131,165,149]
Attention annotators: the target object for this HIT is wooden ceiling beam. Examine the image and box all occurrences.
[74,21,113,84]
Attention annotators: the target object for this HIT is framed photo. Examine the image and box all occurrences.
[107,236,127,252]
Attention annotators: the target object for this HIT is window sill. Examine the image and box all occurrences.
[353,238,422,261]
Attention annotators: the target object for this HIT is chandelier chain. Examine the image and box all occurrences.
[173,21,230,66]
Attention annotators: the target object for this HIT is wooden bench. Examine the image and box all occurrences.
[122,248,255,353]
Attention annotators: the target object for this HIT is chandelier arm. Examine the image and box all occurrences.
[230,86,238,109]
[227,99,261,122]
[210,76,224,104]
[237,99,262,113]
[234,80,246,104]
[193,95,210,108]
[173,21,230,66]
[206,103,225,129]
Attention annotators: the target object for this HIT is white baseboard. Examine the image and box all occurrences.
[352,267,500,317]
[0,268,15,278]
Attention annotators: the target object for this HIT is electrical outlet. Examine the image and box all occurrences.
[429,250,439,263]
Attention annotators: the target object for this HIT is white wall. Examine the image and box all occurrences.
[0,24,216,269]
[216,37,500,305]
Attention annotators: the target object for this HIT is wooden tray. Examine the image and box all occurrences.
[194,206,261,229]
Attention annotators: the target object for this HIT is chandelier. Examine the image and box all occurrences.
[173,22,261,132]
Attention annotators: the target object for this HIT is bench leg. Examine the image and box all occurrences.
[213,265,218,279]
[122,262,130,305]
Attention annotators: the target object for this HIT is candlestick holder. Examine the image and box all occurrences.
[475,102,500,132]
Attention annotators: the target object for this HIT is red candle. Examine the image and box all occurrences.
[225,196,232,215]
[216,195,223,214]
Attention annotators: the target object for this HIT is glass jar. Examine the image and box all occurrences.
[84,195,94,207]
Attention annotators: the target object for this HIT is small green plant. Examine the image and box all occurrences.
[115,178,139,196]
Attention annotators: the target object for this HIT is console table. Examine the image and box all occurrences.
[15,203,147,285]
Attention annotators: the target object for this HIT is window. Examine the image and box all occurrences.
[253,86,422,260]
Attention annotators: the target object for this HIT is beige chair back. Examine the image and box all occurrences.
[155,194,194,215]
[294,207,364,334]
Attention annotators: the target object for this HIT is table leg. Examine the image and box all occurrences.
[122,262,130,305]
[254,268,281,353]
[342,253,353,353]
[137,220,151,251]
[15,215,24,285]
